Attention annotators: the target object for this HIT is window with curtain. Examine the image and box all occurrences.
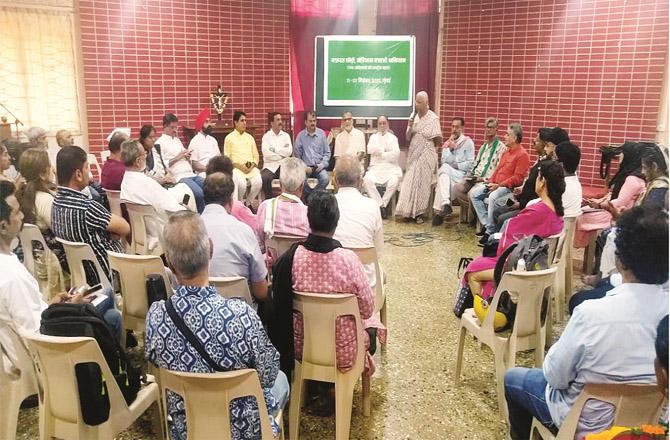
[0,5,81,135]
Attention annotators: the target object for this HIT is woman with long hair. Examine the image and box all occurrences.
[15,147,69,294]
[458,160,565,326]
[574,142,646,247]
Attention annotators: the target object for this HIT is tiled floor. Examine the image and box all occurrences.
[16,217,578,440]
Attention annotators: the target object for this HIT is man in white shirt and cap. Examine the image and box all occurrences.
[189,107,221,178]
[362,115,402,219]
[261,112,293,199]
[334,111,366,162]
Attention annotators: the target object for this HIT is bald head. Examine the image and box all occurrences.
[334,155,361,188]
[163,211,211,280]
[56,129,74,148]
[415,91,430,115]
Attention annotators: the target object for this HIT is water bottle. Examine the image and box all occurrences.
[516,257,526,271]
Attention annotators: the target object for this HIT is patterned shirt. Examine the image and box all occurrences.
[291,246,374,371]
[471,138,505,179]
[51,186,124,284]
[145,285,281,440]
[256,195,309,259]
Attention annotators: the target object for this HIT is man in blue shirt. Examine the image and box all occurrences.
[145,210,288,440]
[503,205,669,440]
[294,110,331,201]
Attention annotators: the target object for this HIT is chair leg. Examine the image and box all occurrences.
[454,326,466,386]
[150,399,166,440]
[362,374,371,416]
[493,349,508,423]
[288,369,304,440]
[335,378,356,440]
[0,390,20,440]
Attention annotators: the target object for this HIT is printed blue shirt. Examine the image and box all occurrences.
[145,285,281,439]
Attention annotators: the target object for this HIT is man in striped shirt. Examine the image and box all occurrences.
[452,117,505,202]
[52,146,130,285]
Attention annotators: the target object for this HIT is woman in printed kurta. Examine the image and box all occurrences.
[395,92,443,223]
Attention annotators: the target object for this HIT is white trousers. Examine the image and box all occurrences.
[363,174,400,207]
[432,163,465,211]
[233,173,262,204]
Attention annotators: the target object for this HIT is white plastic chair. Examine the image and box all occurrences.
[346,246,387,329]
[159,368,284,440]
[454,268,557,421]
[0,327,39,440]
[209,276,254,306]
[56,238,112,292]
[100,150,111,164]
[108,251,173,347]
[265,235,305,261]
[290,292,370,440]
[554,217,576,322]
[530,383,666,440]
[87,153,101,180]
[22,331,164,440]
[125,202,164,256]
[18,223,67,298]
[105,189,122,218]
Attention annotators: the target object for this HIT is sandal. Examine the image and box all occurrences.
[415,215,424,224]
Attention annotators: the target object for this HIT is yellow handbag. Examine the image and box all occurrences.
[473,294,508,331]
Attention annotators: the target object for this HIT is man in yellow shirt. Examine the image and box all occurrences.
[224,111,262,205]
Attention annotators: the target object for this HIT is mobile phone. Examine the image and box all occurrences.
[182,194,191,205]
[506,198,516,207]
[82,283,102,296]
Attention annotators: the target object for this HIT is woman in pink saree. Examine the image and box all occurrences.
[463,160,565,300]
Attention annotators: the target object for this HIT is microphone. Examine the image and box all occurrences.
[409,110,416,121]
[154,144,161,154]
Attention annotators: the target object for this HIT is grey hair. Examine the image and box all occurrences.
[163,211,211,279]
[334,155,361,187]
[26,126,46,142]
[120,139,143,166]
[280,157,306,192]
[485,117,498,127]
[508,122,523,143]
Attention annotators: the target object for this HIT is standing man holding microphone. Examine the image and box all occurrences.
[394,91,442,224]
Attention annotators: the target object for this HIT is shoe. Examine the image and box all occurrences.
[415,215,425,224]
[475,228,487,237]
[125,330,138,348]
[431,213,444,226]
[442,204,453,216]
[380,206,388,220]
[478,234,490,245]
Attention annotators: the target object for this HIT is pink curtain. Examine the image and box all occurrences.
[290,0,358,134]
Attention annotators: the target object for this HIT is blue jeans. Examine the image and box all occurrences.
[303,169,330,202]
[271,370,290,414]
[179,176,205,213]
[504,367,555,440]
[95,287,122,341]
[470,184,512,234]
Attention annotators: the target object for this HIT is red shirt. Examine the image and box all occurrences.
[489,144,530,188]
[100,158,126,190]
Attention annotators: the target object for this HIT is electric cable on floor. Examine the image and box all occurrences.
[384,223,471,247]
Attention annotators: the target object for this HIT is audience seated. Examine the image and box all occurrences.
[205,155,256,229]
[362,115,402,219]
[100,131,129,190]
[452,117,505,203]
[0,180,121,358]
[52,129,74,166]
[294,110,331,200]
[470,123,529,242]
[462,160,565,308]
[120,139,187,252]
[224,110,262,205]
[15,148,69,292]
[333,155,384,290]
[201,172,268,303]
[0,142,12,182]
[145,211,288,440]
[431,117,474,225]
[140,124,173,185]
[155,113,205,213]
[575,142,645,248]
[256,157,309,264]
[504,205,669,440]
[188,107,221,177]
[553,141,583,217]
[25,126,48,150]
[52,146,130,285]
[394,91,442,224]
[334,111,366,163]
[654,315,668,399]
[261,112,293,199]
[269,190,386,378]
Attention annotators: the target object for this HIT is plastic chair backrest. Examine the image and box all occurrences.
[265,235,305,260]
[17,223,48,278]
[125,203,162,255]
[87,153,101,179]
[546,230,565,266]
[108,251,172,321]
[0,326,39,396]
[105,190,122,218]
[556,383,666,440]
[483,268,557,340]
[346,246,384,312]
[56,238,112,291]
[293,292,365,373]
[209,277,253,306]
[159,368,275,440]
[21,332,130,426]
[100,150,111,164]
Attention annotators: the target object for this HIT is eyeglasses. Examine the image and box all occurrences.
[343,117,353,121]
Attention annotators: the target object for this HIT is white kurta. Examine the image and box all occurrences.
[188,132,220,176]
[261,129,293,173]
[364,131,402,184]
[334,127,366,157]
[156,133,195,180]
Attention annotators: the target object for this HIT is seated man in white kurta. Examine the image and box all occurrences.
[334,111,366,162]
[189,107,221,178]
[362,115,402,219]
